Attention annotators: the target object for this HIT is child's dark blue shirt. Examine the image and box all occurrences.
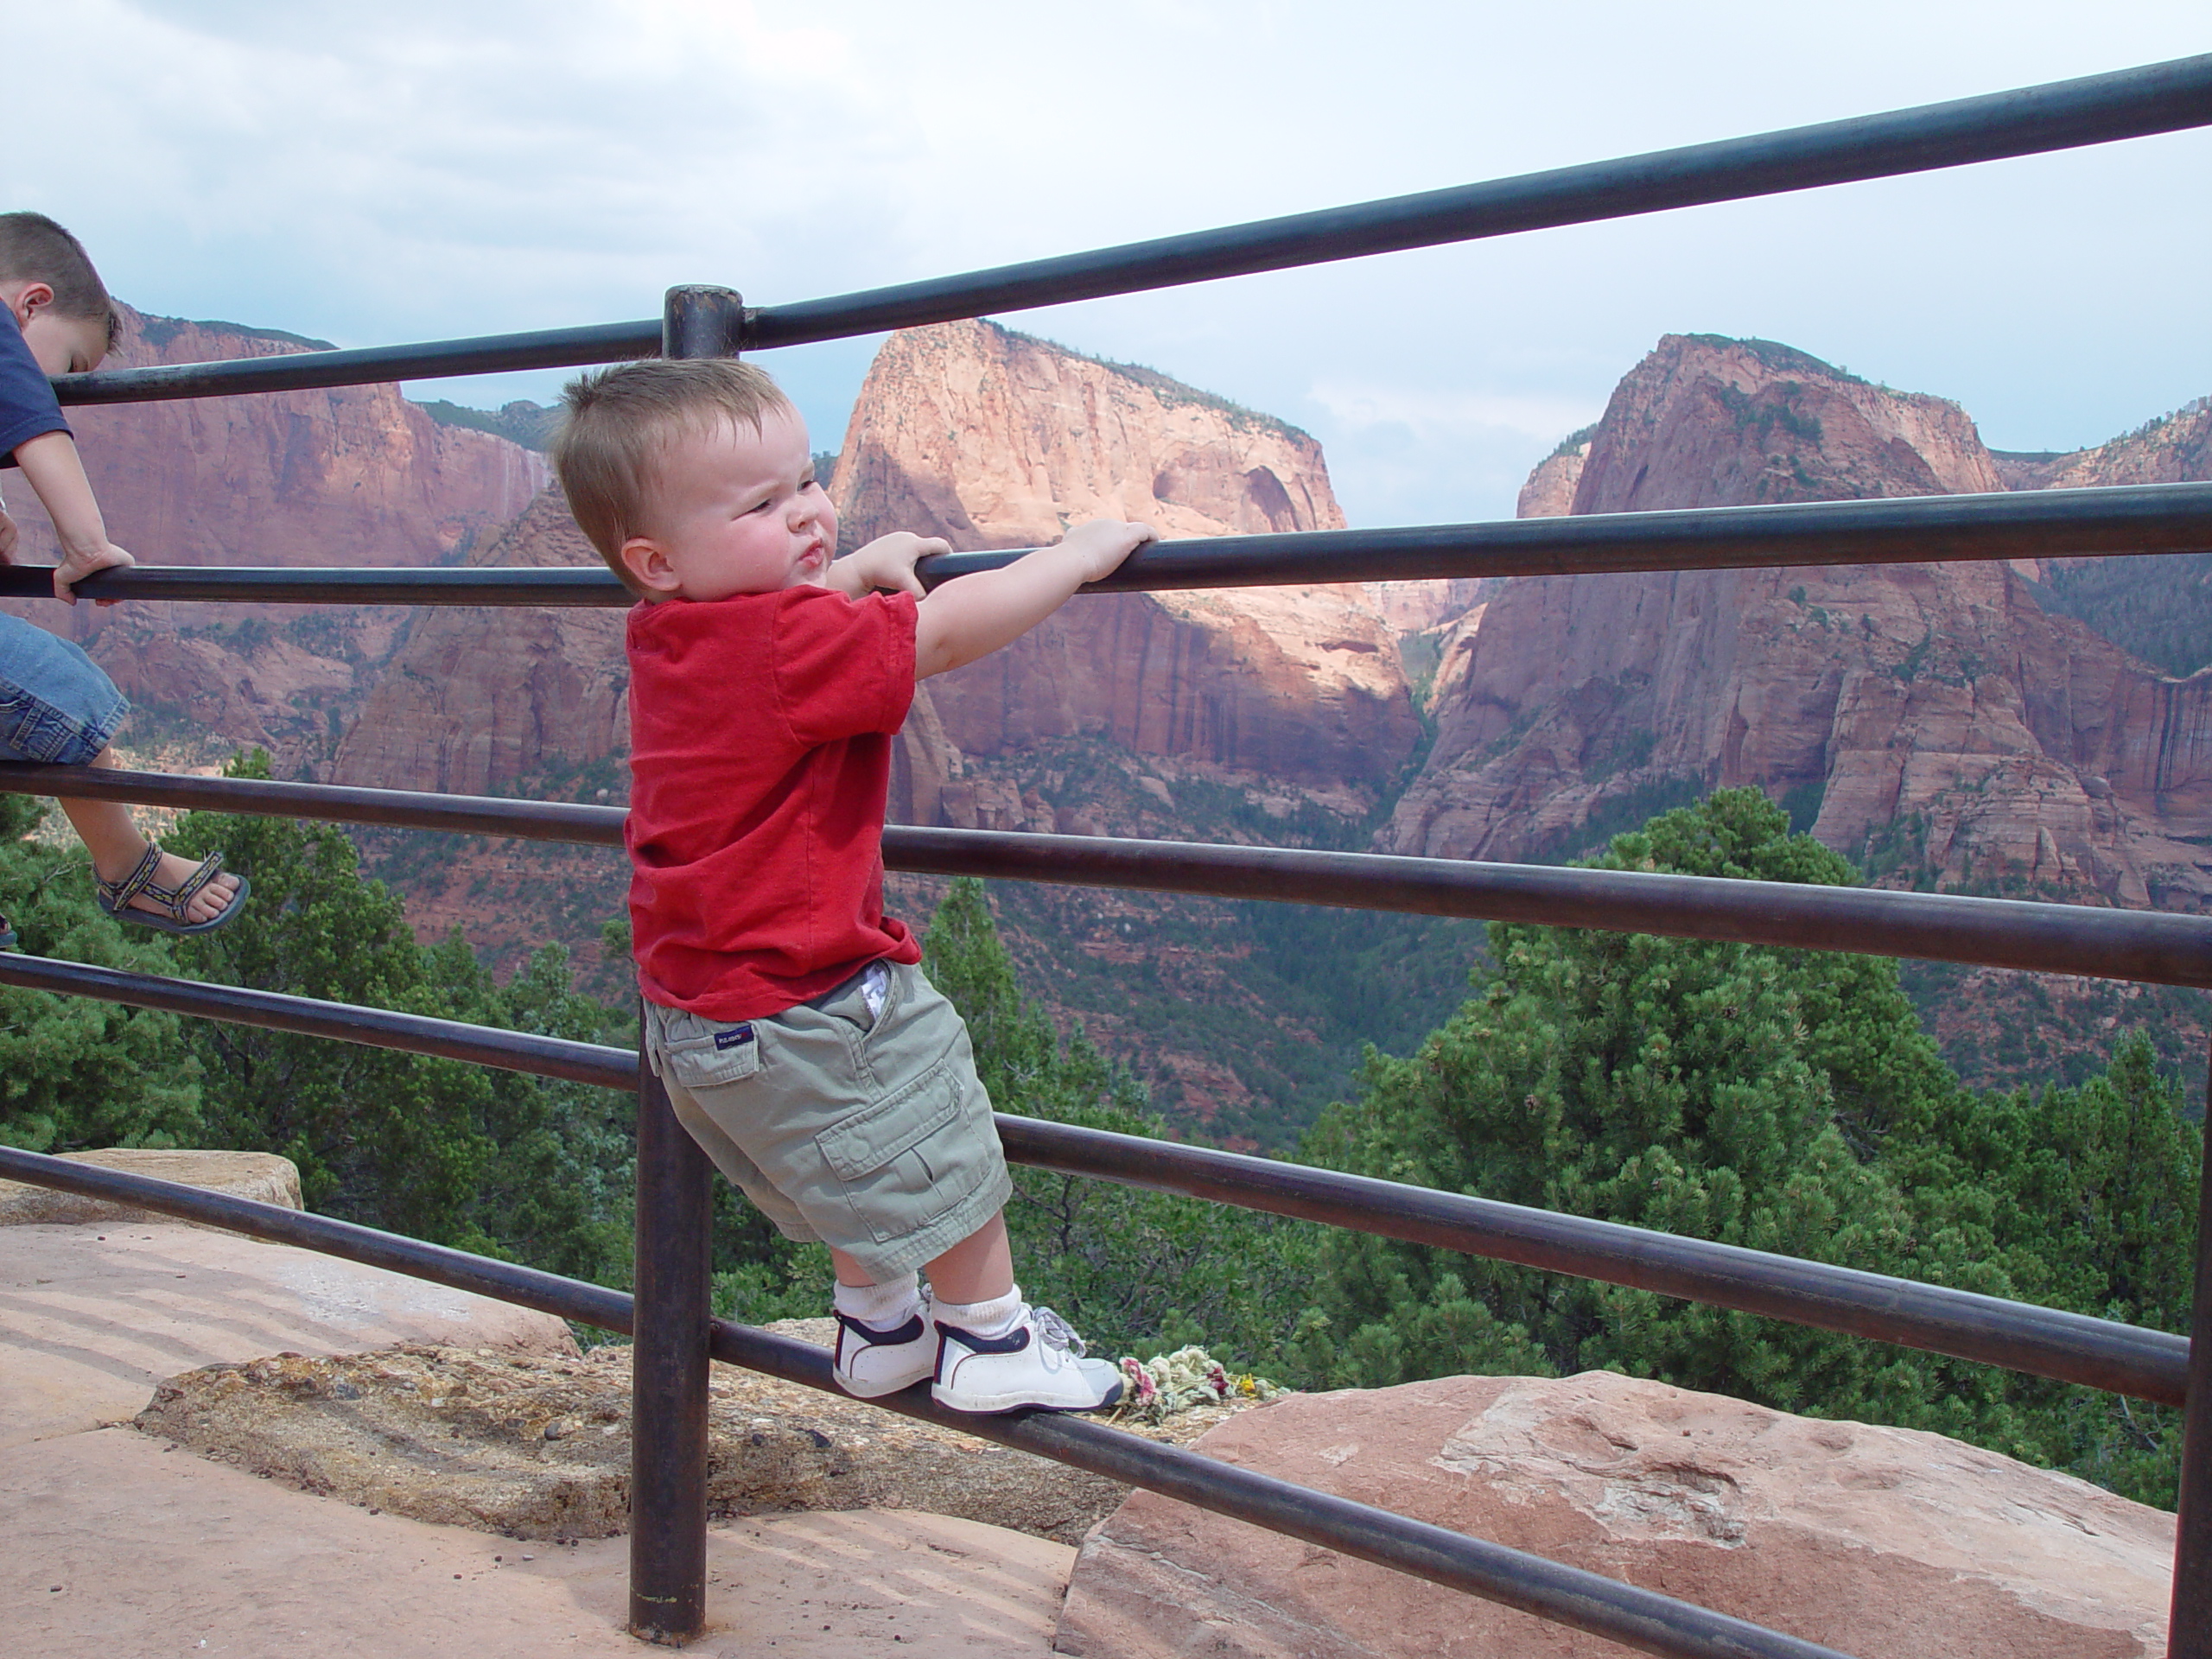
[0,319,70,471]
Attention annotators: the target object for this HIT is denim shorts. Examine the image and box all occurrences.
[643,960,1012,1280]
[0,615,127,766]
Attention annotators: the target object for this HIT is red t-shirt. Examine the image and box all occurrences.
[626,586,924,1020]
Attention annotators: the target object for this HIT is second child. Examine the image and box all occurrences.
[0,212,245,946]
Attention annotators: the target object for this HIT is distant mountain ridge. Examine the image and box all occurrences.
[414,398,562,452]
[1386,334,2212,913]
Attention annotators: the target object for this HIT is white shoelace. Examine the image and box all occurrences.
[1030,1306,1087,1357]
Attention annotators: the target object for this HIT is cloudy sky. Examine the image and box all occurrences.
[9,1,2209,525]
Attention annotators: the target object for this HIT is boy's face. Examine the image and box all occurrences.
[3,282,108,376]
[622,407,837,602]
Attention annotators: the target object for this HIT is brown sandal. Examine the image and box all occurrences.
[94,843,251,936]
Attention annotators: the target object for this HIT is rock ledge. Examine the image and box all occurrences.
[0,1148,301,1227]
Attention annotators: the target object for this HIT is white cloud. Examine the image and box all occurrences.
[1310,384,1606,448]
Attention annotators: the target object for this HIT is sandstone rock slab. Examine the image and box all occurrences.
[3,1427,1071,1659]
[0,1221,576,1448]
[0,1147,302,1227]
[1056,1371,2173,1658]
[134,1319,1259,1546]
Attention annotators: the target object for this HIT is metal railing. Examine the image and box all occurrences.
[4,51,2210,1659]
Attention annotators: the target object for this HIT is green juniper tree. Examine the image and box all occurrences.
[1295,791,1984,1420]
[1293,787,2200,1504]
[1924,1039,2198,1504]
[163,753,633,1281]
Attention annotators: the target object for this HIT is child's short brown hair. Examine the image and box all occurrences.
[553,358,795,594]
[0,213,121,353]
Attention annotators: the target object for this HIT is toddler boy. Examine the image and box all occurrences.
[554,357,1154,1412]
[0,212,245,941]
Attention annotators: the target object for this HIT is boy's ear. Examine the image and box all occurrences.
[0,281,54,329]
[620,535,683,597]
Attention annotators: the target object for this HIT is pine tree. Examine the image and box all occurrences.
[1294,791,2014,1438]
[164,753,633,1280]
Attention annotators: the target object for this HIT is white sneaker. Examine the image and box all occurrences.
[931,1303,1125,1414]
[831,1299,936,1398]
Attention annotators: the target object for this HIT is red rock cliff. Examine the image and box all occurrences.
[15,306,547,573]
[831,321,1417,823]
[3,305,547,764]
[1385,335,2212,910]
[330,489,627,795]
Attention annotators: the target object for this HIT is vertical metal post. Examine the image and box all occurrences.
[663,283,748,361]
[2170,1038,2212,1659]
[629,283,744,1645]
[630,1054,714,1643]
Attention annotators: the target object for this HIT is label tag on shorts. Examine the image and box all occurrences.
[714,1025,755,1051]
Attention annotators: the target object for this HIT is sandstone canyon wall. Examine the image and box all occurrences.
[330,489,627,797]
[1999,396,2212,493]
[3,305,547,765]
[16,307,547,574]
[830,321,1418,829]
[1386,334,2212,910]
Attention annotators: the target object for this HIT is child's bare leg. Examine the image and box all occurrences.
[54,748,242,924]
[920,1212,1014,1305]
[829,1211,1012,1302]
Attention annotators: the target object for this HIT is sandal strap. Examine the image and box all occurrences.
[154,850,227,912]
[98,842,167,912]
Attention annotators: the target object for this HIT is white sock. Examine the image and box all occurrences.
[833,1273,921,1331]
[934,1284,1023,1338]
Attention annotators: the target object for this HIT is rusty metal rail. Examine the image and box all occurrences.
[4,480,2212,607]
[4,764,2210,990]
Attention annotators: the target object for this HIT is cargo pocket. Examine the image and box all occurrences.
[815,1063,975,1243]
[0,692,72,765]
[658,1024,761,1092]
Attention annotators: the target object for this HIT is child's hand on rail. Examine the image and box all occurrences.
[52,538,135,606]
[830,531,950,599]
[1055,518,1158,584]
[0,507,16,564]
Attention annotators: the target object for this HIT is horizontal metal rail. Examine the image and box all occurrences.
[898,825,2212,988]
[0,947,2181,1403]
[0,764,625,843]
[0,949,637,1089]
[7,764,2209,989]
[0,1145,1852,1659]
[5,482,2211,607]
[995,1116,2187,1406]
[52,318,661,407]
[48,54,2212,406]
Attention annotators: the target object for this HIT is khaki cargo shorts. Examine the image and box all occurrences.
[643,960,1012,1280]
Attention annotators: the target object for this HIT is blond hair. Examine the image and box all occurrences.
[0,213,120,354]
[552,358,795,594]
